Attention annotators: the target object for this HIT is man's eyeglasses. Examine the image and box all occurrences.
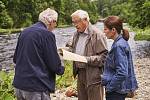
[52,20,57,23]
[72,19,82,25]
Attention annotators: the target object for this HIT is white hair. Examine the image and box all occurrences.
[71,10,90,21]
[38,8,58,25]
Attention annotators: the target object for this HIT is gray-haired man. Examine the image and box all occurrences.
[13,8,65,100]
[67,10,108,100]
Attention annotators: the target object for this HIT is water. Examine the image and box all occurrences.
[0,22,149,70]
[52,22,150,59]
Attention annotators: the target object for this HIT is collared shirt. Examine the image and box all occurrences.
[75,28,89,56]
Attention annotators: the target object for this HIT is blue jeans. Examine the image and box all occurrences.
[106,92,127,100]
[15,88,51,100]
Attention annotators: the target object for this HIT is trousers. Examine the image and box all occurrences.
[15,88,51,100]
[77,69,104,100]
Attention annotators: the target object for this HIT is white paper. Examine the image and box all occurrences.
[58,48,87,63]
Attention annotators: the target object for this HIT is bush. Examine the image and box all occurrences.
[0,11,13,29]
[134,27,150,41]
[20,13,33,27]
[89,13,99,24]
[56,61,74,89]
[0,71,15,100]
[0,1,5,12]
[128,0,150,29]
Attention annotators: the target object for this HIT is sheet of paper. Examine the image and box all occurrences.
[58,48,87,63]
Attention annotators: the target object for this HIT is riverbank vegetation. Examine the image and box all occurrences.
[56,61,74,89]
[0,28,22,35]
[134,27,150,41]
[0,71,15,100]
[0,61,75,100]
[0,0,149,37]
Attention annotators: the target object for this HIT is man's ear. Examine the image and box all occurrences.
[84,18,87,21]
[112,28,116,32]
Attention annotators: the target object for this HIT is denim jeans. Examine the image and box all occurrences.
[106,92,127,100]
[15,88,51,100]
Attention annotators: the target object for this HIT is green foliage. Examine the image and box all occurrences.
[0,11,13,29]
[0,1,13,29]
[20,13,33,27]
[78,1,99,24]
[0,0,149,32]
[0,0,99,28]
[0,71,15,100]
[128,0,150,28]
[0,28,22,35]
[56,61,74,89]
[57,0,80,25]
[0,1,5,12]
[97,0,150,29]
[134,27,150,41]
[88,2,99,24]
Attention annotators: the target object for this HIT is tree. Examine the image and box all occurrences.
[0,1,13,28]
[128,0,150,28]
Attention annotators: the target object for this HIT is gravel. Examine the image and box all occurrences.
[50,57,150,100]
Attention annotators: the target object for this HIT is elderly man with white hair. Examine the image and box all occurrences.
[13,8,65,100]
[66,10,108,100]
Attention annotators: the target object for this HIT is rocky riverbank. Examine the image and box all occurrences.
[0,23,149,100]
[129,58,150,100]
[50,57,150,100]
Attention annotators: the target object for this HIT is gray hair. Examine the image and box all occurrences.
[71,10,90,21]
[38,8,58,25]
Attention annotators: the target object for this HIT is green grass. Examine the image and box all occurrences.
[0,24,70,35]
[0,28,22,35]
[134,27,150,41]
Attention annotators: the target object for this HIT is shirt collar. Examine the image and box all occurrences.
[111,35,122,48]
[114,34,122,42]
[83,27,89,34]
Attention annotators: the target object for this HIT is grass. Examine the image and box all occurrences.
[0,28,22,35]
[0,24,70,35]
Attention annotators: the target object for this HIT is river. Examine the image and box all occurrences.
[0,22,149,71]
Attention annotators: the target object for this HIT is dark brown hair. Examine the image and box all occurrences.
[103,16,129,41]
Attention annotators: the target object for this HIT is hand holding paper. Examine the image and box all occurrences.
[58,48,87,63]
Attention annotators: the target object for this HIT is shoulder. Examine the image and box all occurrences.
[113,39,130,54]
[116,38,128,48]
[24,24,55,40]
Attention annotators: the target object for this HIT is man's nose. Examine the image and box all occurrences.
[103,30,105,33]
[55,23,57,27]
[74,24,78,27]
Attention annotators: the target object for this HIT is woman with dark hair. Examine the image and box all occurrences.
[101,16,138,100]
